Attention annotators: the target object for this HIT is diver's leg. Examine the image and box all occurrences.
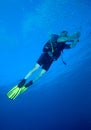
[25,69,47,87]
[17,63,40,88]
[33,69,46,83]
[24,63,40,79]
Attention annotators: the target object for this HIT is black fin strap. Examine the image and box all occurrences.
[18,79,26,88]
[25,80,33,88]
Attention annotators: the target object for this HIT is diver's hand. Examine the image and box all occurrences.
[70,32,81,40]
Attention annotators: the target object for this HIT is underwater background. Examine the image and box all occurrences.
[0,0,91,130]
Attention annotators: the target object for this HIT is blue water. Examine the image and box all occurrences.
[0,0,91,130]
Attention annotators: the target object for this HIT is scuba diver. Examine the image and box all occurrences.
[7,31,81,100]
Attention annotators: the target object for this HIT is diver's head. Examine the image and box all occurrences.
[60,30,68,37]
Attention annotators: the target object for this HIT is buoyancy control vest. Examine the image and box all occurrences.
[43,34,66,60]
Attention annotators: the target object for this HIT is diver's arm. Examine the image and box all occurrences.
[57,36,78,43]
[57,36,69,42]
[57,32,80,43]
[70,39,79,48]
[64,39,79,49]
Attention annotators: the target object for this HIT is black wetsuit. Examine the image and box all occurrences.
[37,34,71,71]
